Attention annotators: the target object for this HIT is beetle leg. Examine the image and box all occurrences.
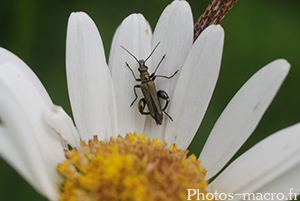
[157,90,173,121]
[154,69,179,80]
[125,62,141,81]
[150,54,166,79]
[138,98,150,115]
[157,90,170,111]
[130,85,141,107]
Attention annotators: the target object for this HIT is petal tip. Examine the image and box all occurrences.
[68,12,91,25]
[265,59,291,77]
[207,24,225,35]
[169,0,190,7]
[123,13,146,24]
[274,58,291,71]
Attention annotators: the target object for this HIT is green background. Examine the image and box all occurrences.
[1,0,300,200]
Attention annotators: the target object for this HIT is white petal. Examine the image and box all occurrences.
[143,0,194,138]
[253,162,300,198]
[43,105,80,148]
[109,18,152,67]
[109,14,151,136]
[0,48,67,200]
[66,12,118,140]
[0,86,60,200]
[0,48,79,149]
[151,0,193,95]
[200,59,290,179]
[208,123,300,201]
[0,48,52,105]
[165,25,224,148]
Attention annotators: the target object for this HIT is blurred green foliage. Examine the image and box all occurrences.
[0,0,300,200]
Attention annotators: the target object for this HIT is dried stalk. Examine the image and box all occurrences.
[194,0,238,42]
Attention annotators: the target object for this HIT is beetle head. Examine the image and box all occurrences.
[138,60,148,73]
[121,42,161,71]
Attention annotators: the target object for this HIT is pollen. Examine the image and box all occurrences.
[57,132,208,201]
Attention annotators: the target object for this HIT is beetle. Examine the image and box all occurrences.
[121,42,178,125]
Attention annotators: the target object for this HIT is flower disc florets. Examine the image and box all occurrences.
[57,133,208,201]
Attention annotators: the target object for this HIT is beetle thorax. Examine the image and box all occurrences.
[138,59,150,81]
[140,71,150,81]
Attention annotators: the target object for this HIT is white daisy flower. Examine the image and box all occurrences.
[0,0,299,200]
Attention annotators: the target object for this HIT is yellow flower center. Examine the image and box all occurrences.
[57,132,208,201]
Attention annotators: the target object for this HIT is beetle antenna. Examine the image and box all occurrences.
[145,42,161,62]
[121,46,140,63]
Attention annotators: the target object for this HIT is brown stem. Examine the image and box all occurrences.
[193,0,238,42]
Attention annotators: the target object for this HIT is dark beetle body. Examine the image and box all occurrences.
[139,75,163,124]
[121,44,177,125]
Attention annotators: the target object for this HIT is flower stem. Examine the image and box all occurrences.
[194,0,238,42]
